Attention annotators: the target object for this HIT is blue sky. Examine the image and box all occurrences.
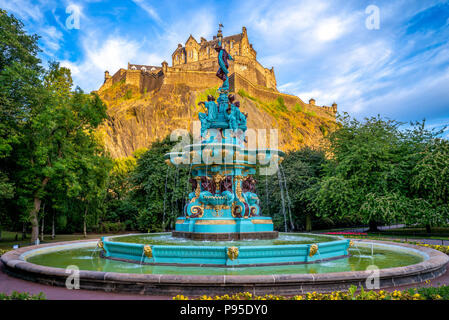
[2,0,448,136]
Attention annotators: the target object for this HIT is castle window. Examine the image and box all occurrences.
[231,41,233,49]
[141,66,146,72]
[207,47,210,55]
[131,66,137,70]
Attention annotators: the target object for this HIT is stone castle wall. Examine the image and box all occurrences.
[229,73,336,119]
[163,69,221,90]
[169,55,276,90]
[100,68,127,92]
[99,68,164,94]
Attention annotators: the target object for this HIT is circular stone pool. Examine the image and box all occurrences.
[1,236,448,295]
[26,241,422,275]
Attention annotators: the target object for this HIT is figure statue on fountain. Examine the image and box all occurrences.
[226,95,248,134]
[215,24,233,93]
[198,95,218,137]
[198,24,249,140]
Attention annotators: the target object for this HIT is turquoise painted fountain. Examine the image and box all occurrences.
[101,25,351,267]
[4,26,446,296]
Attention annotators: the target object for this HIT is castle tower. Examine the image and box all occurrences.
[332,102,338,113]
[185,35,200,63]
[161,61,168,73]
[104,70,110,83]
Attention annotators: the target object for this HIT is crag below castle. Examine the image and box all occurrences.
[97,27,338,158]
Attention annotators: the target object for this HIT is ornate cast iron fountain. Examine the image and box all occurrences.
[97,26,351,267]
[164,25,284,240]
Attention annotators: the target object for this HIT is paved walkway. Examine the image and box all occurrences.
[385,238,449,246]
[1,261,449,299]
[0,264,171,300]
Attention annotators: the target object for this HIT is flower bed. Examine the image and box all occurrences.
[173,285,448,300]
[409,243,449,255]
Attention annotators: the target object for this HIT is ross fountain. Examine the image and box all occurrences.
[99,25,351,267]
[2,26,447,295]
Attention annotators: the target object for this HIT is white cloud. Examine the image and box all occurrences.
[131,0,161,24]
[0,0,44,21]
[62,35,164,91]
[40,26,64,52]
[57,2,217,92]
[314,17,349,42]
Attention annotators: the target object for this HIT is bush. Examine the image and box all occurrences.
[415,286,449,300]
[293,103,303,112]
[275,97,287,112]
[98,221,126,233]
[124,89,133,99]
[0,249,11,256]
[0,291,46,300]
[304,109,316,117]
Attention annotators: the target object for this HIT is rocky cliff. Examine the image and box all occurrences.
[97,80,337,159]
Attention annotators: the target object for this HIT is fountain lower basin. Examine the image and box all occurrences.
[100,233,350,267]
[2,237,448,295]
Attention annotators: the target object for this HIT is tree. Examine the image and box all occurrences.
[129,137,189,232]
[0,10,43,233]
[255,147,327,231]
[12,62,108,242]
[101,149,149,231]
[311,114,413,231]
[409,138,449,232]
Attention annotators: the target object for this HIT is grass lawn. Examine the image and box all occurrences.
[0,231,143,250]
[368,227,449,240]
[315,226,449,241]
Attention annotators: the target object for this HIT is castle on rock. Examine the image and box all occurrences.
[99,26,337,115]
